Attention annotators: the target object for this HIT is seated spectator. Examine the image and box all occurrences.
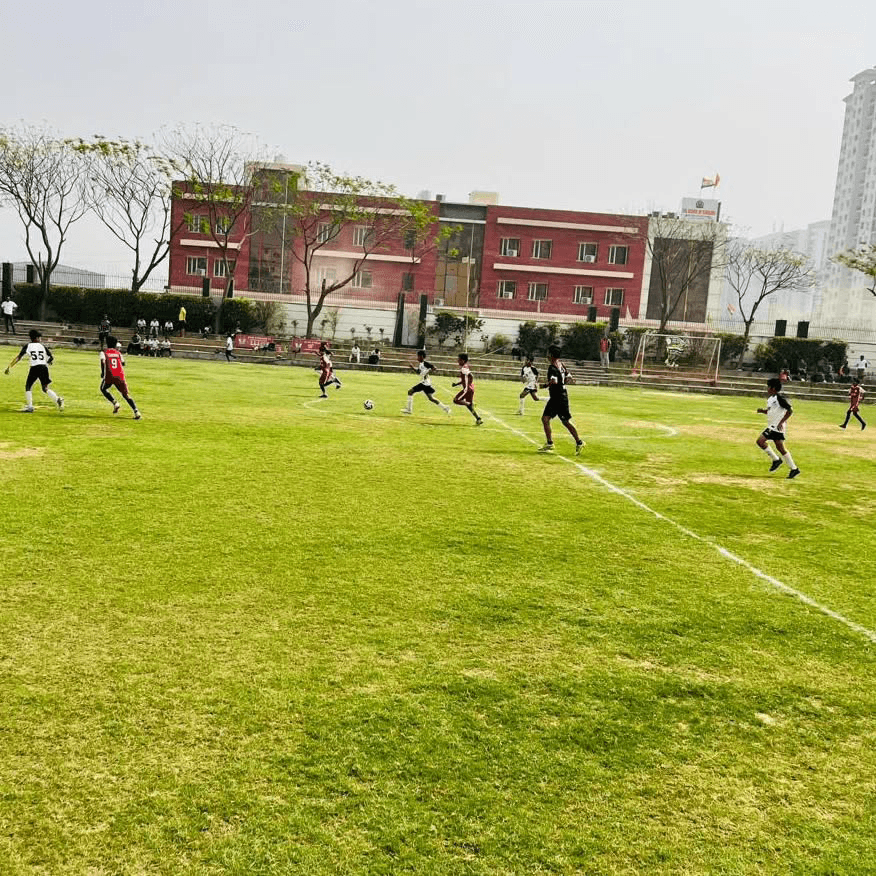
[367,347,380,365]
[136,317,147,335]
[163,320,174,339]
[127,332,143,355]
[201,326,211,339]
[350,342,361,363]
[779,367,790,383]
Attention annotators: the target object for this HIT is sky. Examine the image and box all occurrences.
[1,0,874,276]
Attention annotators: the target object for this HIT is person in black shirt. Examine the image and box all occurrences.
[538,345,584,455]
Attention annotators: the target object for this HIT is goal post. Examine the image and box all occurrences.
[631,332,722,384]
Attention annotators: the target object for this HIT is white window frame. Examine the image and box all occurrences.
[351,269,373,289]
[317,223,337,244]
[186,214,206,234]
[353,226,374,247]
[531,239,553,260]
[499,238,521,257]
[497,280,516,299]
[577,242,598,262]
[608,245,629,265]
[573,285,593,304]
[186,256,207,275]
[527,282,549,301]
[313,266,337,289]
[604,288,624,306]
[215,217,232,236]
[213,259,228,278]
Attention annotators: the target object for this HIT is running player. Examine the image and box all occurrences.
[517,355,540,415]
[4,329,64,413]
[100,336,141,420]
[839,377,866,430]
[756,376,800,478]
[538,345,584,455]
[452,353,483,425]
[317,342,342,397]
[402,350,450,415]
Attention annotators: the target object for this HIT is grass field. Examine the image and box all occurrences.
[2,348,875,875]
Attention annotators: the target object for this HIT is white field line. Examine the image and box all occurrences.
[487,410,876,645]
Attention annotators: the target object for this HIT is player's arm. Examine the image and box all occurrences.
[5,345,27,374]
[99,351,107,378]
[776,395,793,427]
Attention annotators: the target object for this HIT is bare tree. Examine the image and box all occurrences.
[726,242,815,356]
[163,124,265,298]
[833,243,876,297]
[0,125,88,318]
[256,162,446,337]
[69,136,180,292]
[644,215,728,331]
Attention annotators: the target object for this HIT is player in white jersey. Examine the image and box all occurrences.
[402,350,451,415]
[516,356,540,415]
[756,377,800,479]
[4,329,64,412]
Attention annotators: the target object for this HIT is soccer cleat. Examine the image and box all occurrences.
[769,459,783,472]
[575,441,585,455]
[476,417,483,426]
[112,402,121,415]
[863,423,868,430]
[838,424,847,429]
[335,379,342,390]
[787,468,801,479]
[537,443,554,453]
[401,408,412,415]
[20,406,34,413]
[318,393,328,399]
[515,410,524,415]
[133,411,142,420]
[56,397,64,411]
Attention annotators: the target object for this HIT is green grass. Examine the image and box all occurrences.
[1,348,875,874]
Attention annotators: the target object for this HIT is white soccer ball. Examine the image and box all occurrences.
[363,399,374,410]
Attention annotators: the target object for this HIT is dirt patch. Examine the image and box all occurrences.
[0,443,43,460]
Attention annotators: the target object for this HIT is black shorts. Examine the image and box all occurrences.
[521,386,538,397]
[25,365,51,391]
[409,382,435,395]
[543,395,571,422]
[761,428,786,442]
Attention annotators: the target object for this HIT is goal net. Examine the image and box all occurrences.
[631,332,722,384]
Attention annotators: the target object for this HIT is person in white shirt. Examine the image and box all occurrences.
[856,355,870,381]
[1,297,18,334]
[756,377,800,479]
[516,355,540,415]
[4,329,64,413]
[401,350,450,415]
[349,342,361,364]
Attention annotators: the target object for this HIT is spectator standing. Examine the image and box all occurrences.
[856,355,870,381]
[224,334,236,362]
[178,305,187,337]
[2,296,18,334]
[839,378,867,430]
[98,314,112,350]
[599,335,612,369]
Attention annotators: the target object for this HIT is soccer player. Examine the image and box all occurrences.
[516,355,540,415]
[538,344,584,455]
[100,336,141,420]
[452,353,483,425]
[317,342,341,397]
[756,376,800,478]
[4,328,64,413]
[839,377,867,430]
[402,350,450,415]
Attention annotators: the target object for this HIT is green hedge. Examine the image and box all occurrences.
[10,284,261,335]
[561,322,622,361]
[752,337,848,372]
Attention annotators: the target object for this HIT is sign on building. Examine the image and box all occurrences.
[681,198,720,222]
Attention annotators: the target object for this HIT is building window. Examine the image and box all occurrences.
[608,245,629,265]
[352,270,373,289]
[577,242,598,262]
[186,257,207,275]
[314,267,337,290]
[214,259,228,277]
[573,285,593,304]
[402,272,414,291]
[317,223,336,244]
[497,280,516,299]
[604,288,624,306]
[215,217,232,236]
[186,214,207,234]
[500,238,521,257]
[403,230,417,249]
[527,282,548,301]
[353,226,374,247]
[531,239,553,259]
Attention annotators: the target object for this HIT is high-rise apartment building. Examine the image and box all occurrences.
[821,67,876,326]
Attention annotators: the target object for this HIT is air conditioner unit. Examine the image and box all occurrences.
[507,249,518,257]
[433,297,444,307]
[583,255,596,263]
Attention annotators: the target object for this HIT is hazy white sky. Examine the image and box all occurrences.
[1,0,874,275]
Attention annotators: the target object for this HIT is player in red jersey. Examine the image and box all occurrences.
[317,342,342,398]
[100,336,141,419]
[452,353,483,425]
[839,377,866,430]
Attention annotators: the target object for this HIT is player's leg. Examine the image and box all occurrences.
[539,412,554,451]
[840,408,851,428]
[853,410,866,428]
[756,431,782,469]
[100,380,119,413]
[561,415,585,454]
[517,388,527,414]
[773,437,799,476]
[426,387,450,413]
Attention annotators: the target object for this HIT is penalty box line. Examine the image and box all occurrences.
[485,410,876,646]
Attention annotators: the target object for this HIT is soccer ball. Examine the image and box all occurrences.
[363,399,374,410]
